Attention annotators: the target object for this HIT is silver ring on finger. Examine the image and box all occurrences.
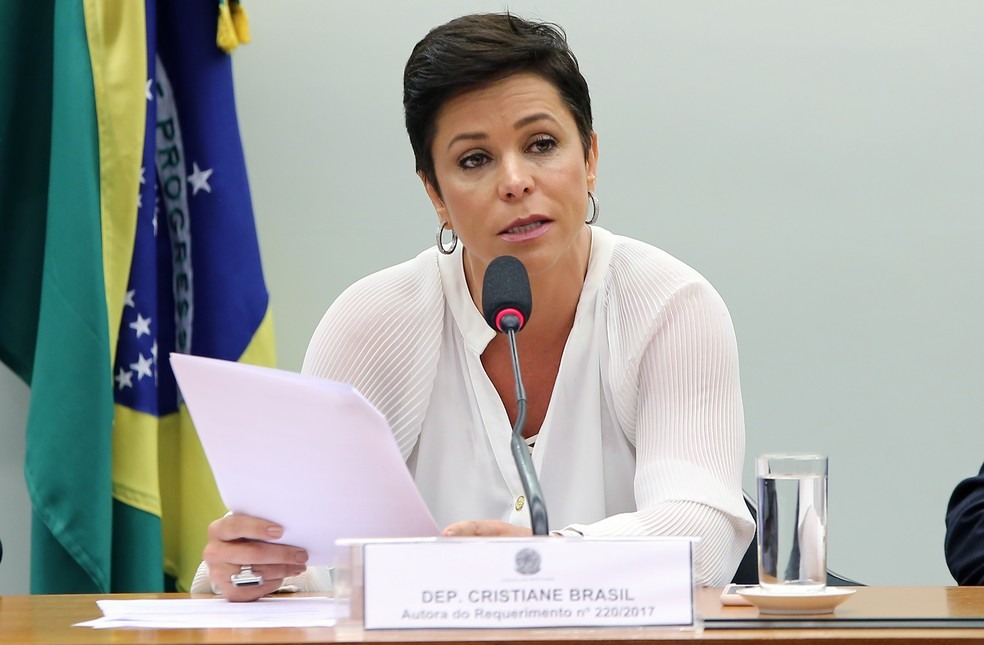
[231,564,264,587]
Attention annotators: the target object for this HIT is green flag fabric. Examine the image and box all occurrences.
[0,1,53,384]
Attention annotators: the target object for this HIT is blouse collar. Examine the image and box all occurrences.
[437,226,614,356]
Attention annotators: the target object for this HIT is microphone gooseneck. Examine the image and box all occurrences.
[482,256,549,536]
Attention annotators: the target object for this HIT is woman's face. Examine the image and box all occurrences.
[422,72,598,289]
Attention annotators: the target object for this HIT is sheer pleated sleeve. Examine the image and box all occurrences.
[565,237,754,586]
[301,249,445,459]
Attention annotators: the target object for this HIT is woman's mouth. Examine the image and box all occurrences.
[499,219,552,242]
[506,221,543,234]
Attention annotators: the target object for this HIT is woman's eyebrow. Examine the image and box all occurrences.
[447,131,487,150]
[514,112,558,129]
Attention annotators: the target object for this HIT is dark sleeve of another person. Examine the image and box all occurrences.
[945,462,984,585]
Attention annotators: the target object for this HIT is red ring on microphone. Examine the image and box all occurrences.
[495,308,525,332]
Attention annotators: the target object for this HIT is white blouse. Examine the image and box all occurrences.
[191,226,753,593]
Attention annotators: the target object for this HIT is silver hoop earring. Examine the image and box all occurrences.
[586,191,599,225]
[437,221,458,255]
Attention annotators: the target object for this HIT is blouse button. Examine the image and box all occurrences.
[515,495,525,511]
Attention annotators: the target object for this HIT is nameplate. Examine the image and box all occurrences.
[356,537,696,630]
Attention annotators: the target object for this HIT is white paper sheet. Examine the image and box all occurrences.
[170,353,440,565]
[75,597,336,629]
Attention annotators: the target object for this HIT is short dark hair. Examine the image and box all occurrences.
[403,13,593,194]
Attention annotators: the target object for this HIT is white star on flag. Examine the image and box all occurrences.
[140,166,146,184]
[130,354,154,381]
[145,79,153,101]
[151,341,159,381]
[129,313,152,338]
[115,368,134,390]
[188,162,214,195]
[124,289,136,308]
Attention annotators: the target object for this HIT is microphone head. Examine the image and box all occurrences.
[482,256,532,333]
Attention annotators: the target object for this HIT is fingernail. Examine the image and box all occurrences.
[444,529,456,537]
[267,525,283,538]
[295,550,309,563]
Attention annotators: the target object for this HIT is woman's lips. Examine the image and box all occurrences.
[499,219,552,242]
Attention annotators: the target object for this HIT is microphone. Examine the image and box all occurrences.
[482,256,549,535]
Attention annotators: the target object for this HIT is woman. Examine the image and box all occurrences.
[193,12,754,601]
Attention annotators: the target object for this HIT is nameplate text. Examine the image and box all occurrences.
[360,537,695,629]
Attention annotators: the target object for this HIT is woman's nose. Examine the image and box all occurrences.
[497,155,534,200]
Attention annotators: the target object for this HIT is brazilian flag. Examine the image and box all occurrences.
[0,0,274,593]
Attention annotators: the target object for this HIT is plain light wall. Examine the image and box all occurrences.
[0,365,30,594]
[234,0,984,586]
[2,0,983,593]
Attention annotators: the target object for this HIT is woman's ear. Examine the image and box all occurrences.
[418,172,448,221]
[585,131,599,192]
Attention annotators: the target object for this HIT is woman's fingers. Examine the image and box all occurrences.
[442,520,532,537]
[203,513,309,601]
[204,514,308,566]
[208,513,284,542]
[203,537,308,568]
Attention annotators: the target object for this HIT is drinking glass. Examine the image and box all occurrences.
[755,453,828,594]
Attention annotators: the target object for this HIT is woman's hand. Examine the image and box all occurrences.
[203,514,309,602]
[442,520,532,537]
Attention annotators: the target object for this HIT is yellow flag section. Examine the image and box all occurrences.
[83,0,144,364]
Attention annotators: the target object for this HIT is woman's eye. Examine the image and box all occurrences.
[459,152,490,169]
[528,136,557,153]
